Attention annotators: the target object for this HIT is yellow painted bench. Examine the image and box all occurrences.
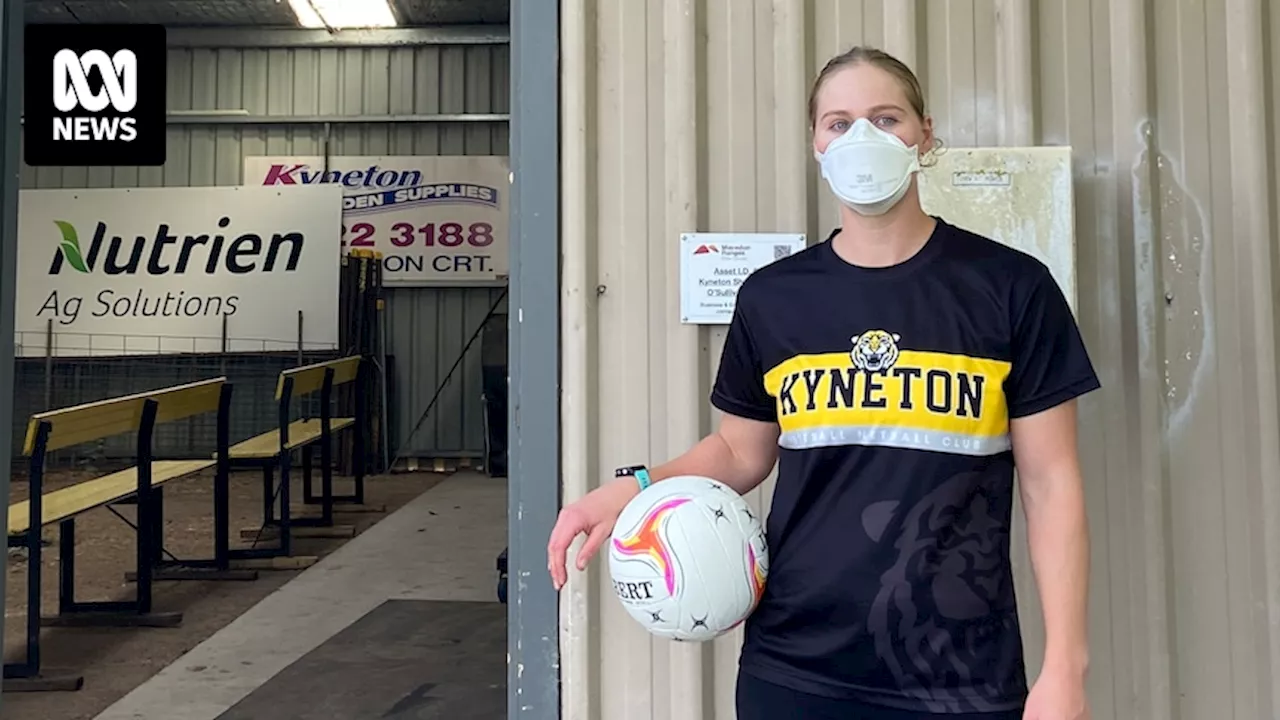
[8,460,214,536]
[226,355,368,559]
[5,377,235,692]
[226,418,357,459]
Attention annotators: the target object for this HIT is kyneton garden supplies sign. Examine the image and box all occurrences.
[17,186,343,357]
[243,155,509,287]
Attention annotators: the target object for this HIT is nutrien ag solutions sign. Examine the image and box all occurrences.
[16,186,342,357]
[243,155,509,287]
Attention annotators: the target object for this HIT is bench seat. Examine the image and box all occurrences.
[224,418,356,460]
[8,459,216,536]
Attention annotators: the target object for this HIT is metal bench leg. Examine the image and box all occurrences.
[354,359,368,504]
[215,384,233,571]
[327,433,366,506]
[58,518,75,614]
[125,452,258,583]
[150,486,165,566]
[131,487,255,580]
[262,464,275,525]
[302,445,315,504]
[27,482,44,670]
[136,434,155,615]
[320,427,334,526]
[227,377,326,564]
[3,526,81,691]
[229,458,303,562]
[327,427,366,507]
[7,521,45,682]
[352,424,366,505]
[279,451,293,557]
[154,383,256,580]
[47,527,182,626]
[47,417,183,631]
[49,402,180,629]
[2,421,83,692]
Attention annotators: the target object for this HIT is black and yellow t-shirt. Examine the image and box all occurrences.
[711,218,1100,713]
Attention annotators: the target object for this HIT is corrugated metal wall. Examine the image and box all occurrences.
[558,1,1280,719]
[385,286,508,459]
[18,40,510,461]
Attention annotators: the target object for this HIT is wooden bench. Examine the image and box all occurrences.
[4,377,236,692]
[225,355,368,559]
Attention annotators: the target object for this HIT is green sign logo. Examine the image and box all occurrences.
[53,220,89,273]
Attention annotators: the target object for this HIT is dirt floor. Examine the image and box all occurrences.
[1,468,445,720]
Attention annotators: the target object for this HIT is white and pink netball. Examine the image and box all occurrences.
[607,475,769,642]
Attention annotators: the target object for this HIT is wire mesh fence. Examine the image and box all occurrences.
[11,348,342,472]
[11,254,386,474]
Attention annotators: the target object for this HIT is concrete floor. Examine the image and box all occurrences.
[214,599,506,719]
[92,472,508,720]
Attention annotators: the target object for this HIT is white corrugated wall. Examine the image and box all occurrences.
[558,0,1280,718]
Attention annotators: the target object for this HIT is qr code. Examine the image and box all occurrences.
[773,244,792,260]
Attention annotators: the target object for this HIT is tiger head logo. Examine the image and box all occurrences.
[862,472,1021,711]
[850,330,901,373]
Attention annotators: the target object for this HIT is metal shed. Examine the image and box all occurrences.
[18,2,510,466]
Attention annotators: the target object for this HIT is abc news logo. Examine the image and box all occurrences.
[25,24,166,167]
[53,49,139,142]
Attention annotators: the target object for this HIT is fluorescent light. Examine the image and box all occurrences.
[287,0,398,29]
[287,0,324,28]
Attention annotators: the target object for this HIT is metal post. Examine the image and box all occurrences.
[378,294,391,472]
[134,399,160,614]
[0,0,22,710]
[43,318,52,410]
[318,367,335,525]
[276,378,294,557]
[508,0,560,718]
[214,385,233,570]
[220,313,228,376]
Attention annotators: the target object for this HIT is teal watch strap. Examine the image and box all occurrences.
[634,468,652,491]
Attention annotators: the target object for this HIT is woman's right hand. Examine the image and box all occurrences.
[546,478,639,591]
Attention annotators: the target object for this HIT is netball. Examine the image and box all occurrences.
[607,475,768,642]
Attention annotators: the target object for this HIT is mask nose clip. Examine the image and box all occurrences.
[814,118,917,162]
[843,117,880,141]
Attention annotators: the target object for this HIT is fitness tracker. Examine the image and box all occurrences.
[614,464,652,491]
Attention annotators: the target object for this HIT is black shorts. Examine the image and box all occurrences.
[735,669,1024,720]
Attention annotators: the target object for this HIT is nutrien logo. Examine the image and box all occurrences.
[48,218,305,276]
[53,221,90,273]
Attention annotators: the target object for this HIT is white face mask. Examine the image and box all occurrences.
[815,118,921,216]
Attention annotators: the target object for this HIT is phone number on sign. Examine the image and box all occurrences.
[340,221,495,249]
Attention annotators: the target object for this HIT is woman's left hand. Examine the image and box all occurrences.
[1022,669,1090,720]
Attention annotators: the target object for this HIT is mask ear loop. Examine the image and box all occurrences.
[920,136,946,169]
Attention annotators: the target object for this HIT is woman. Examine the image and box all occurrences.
[547,46,1097,720]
